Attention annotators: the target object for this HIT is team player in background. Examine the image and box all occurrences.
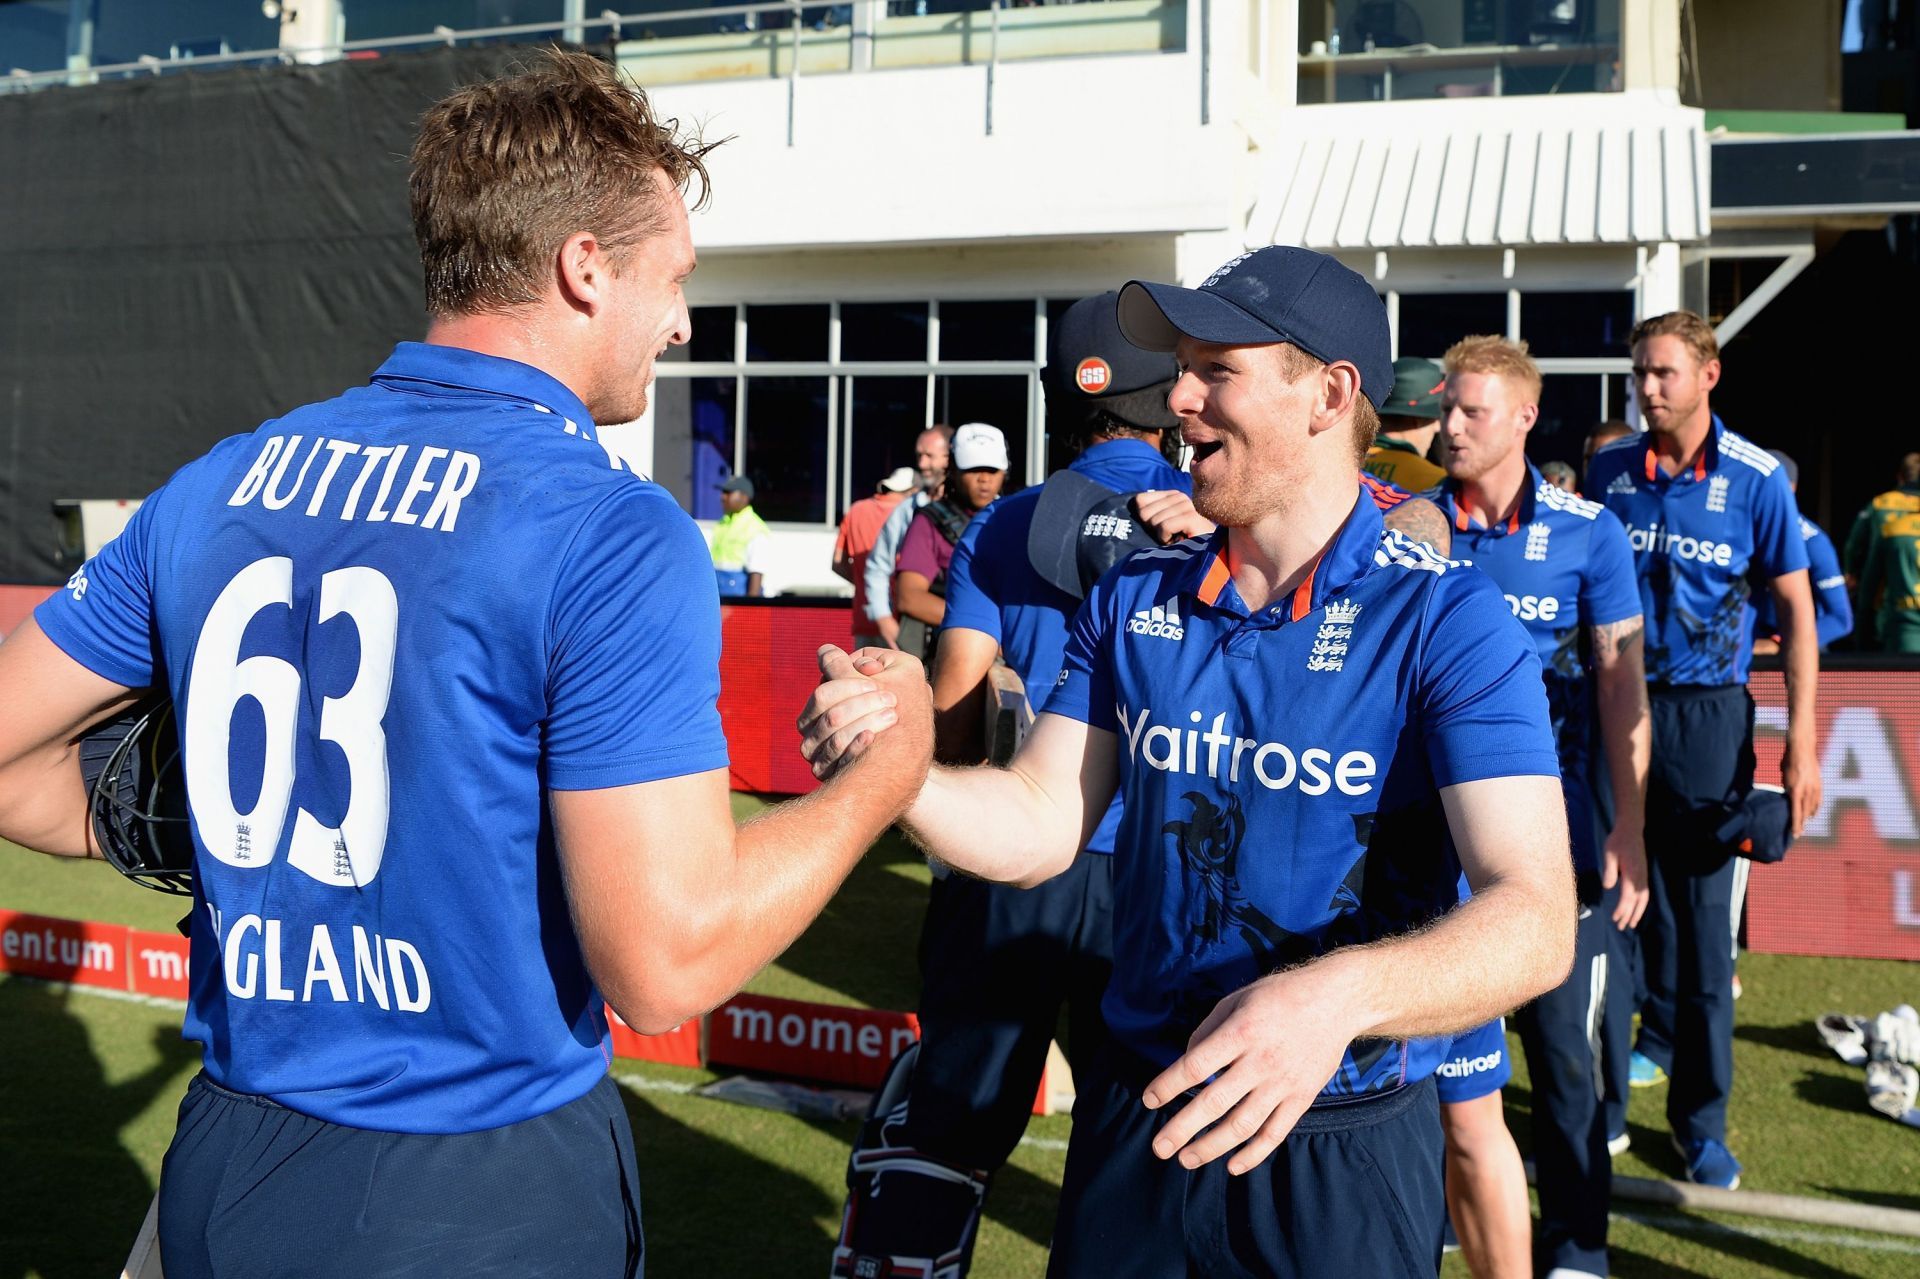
[804,247,1575,1276]
[1849,452,1920,653]
[1363,356,1448,493]
[1429,336,1650,1279]
[1585,311,1821,1190]
[832,294,1199,1279]
[0,51,934,1277]
[1749,450,1851,654]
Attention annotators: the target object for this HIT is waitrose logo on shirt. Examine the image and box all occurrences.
[1116,705,1377,796]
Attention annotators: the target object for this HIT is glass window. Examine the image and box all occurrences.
[92,0,276,63]
[0,1,72,73]
[1521,291,1633,358]
[651,375,736,519]
[934,374,1028,492]
[746,304,829,362]
[1397,293,1507,361]
[744,377,831,521]
[342,1,566,44]
[842,301,929,363]
[688,305,736,363]
[937,300,1035,362]
[1529,374,1605,477]
[1296,0,1621,103]
[845,375,928,509]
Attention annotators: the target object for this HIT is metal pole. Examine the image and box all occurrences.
[1199,0,1210,125]
[788,0,803,146]
[562,0,586,44]
[986,0,1000,137]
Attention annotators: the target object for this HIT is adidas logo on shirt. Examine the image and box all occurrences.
[1607,473,1636,496]
[1128,598,1185,641]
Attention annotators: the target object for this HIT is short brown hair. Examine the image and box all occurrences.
[1443,334,1542,404]
[410,48,717,317]
[1631,311,1720,367]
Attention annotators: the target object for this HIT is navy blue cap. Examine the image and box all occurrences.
[1047,292,1180,431]
[1714,785,1794,864]
[1116,246,1394,410]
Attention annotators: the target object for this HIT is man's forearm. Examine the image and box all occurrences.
[1779,591,1820,754]
[902,763,1080,887]
[1312,868,1575,1043]
[1593,621,1650,836]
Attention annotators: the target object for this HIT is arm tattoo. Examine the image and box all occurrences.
[1591,617,1645,665]
[1383,497,1452,556]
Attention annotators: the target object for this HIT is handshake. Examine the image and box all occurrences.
[796,645,935,792]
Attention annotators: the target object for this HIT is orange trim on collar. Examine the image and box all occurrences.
[1453,503,1471,533]
[1289,561,1319,622]
[1506,505,1522,535]
[1196,554,1232,607]
[1646,443,1710,482]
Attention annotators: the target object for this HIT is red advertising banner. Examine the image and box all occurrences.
[606,1008,705,1069]
[0,911,130,992]
[716,604,854,797]
[127,928,192,1001]
[1748,669,1920,960]
[707,992,921,1089]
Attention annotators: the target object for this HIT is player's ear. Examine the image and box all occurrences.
[1315,361,1363,439]
[555,231,607,316]
[1698,357,1722,394]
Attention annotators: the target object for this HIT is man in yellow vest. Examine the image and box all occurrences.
[710,476,772,597]
[1364,356,1448,493]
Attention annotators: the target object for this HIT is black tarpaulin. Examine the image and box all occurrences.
[0,45,535,584]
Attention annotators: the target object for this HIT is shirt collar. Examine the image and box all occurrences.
[1374,435,1421,456]
[1641,415,1723,485]
[1072,437,1166,470]
[1175,483,1383,621]
[1437,463,1540,535]
[370,342,599,443]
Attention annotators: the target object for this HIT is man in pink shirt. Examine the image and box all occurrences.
[835,466,917,647]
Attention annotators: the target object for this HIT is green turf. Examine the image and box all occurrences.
[6,811,1920,1277]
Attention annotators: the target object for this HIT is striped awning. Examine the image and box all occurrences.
[1247,95,1710,251]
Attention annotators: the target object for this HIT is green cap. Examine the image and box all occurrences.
[1381,357,1445,422]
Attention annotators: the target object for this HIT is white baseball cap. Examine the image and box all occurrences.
[878,467,917,493]
[951,422,1009,472]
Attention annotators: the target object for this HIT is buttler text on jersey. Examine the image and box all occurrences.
[227,434,481,531]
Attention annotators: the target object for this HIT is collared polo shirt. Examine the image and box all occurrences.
[36,342,730,1133]
[943,438,1190,854]
[1584,420,1807,685]
[1044,485,1559,1100]
[1432,466,1641,872]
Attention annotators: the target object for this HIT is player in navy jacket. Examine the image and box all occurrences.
[804,248,1575,1278]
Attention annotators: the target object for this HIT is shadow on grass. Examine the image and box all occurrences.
[0,979,195,1279]
[620,1082,844,1274]
[1793,1069,1873,1118]
[771,825,930,1012]
[1611,1241,1719,1278]
[1625,1210,1883,1279]
[1812,1183,1920,1212]
[1734,1020,1835,1061]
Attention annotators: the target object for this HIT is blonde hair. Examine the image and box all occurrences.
[1443,334,1542,405]
[1631,310,1720,368]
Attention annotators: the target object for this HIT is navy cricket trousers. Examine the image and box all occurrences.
[1048,1048,1444,1278]
[1635,683,1753,1147]
[159,1072,643,1278]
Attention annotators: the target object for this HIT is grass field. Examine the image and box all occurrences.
[5,798,1920,1278]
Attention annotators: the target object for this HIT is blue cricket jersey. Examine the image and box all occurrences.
[1585,420,1808,686]
[1430,467,1641,875]
[1749,514,1852,649]
[1044,487,1560,1099]
[942,438,1190,855]
[36,343,731,1134]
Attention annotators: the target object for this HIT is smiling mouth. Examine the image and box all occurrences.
[1190,439,1224,464]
